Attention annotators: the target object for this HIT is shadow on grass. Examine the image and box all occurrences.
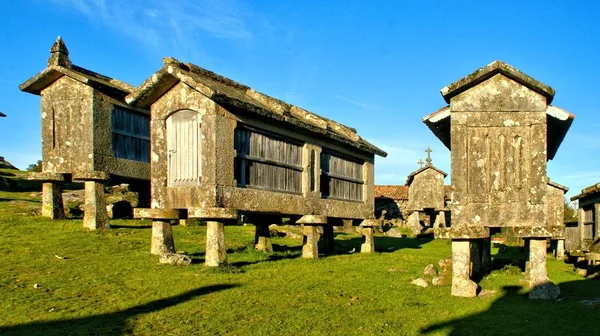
[329,235,434,255]
[421,278,600,335]
[110,224,152,230]
[0,284,239,336]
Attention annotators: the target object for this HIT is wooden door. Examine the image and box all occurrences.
[166,110,202,187]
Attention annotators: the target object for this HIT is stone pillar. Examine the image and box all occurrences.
[206,221,227,267]
[321,224,335,254]
[302,225,319,259]
[556,239,565,260]
[83,180,109,230]
[451,240,478,297]
[359,219,381,253]
[296,215,327,259]
[254,223,273,252]
[41,182,65,219]
[470,239,483,281]
[151,220,175,255]
[528,238,560,300]
[361,227,375,253]
[482,237,492,274]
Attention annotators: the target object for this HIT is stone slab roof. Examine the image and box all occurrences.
[422,104,574,161]
[126,58,387,157]
[0,111,6,117]
[405,165,448,186]
[547,180,569,192]
[20,37,135,98]
[570,182,600,201]
[440,60,555,104]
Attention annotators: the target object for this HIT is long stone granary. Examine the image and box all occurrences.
[128,57,387,266]
[20,37,151,229]
[422,61,574,299]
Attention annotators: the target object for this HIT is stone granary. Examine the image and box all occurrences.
[127,57,387,266]
[546,180,569,259]
[404,148,449,233]
[570,183,600,263]
[423,61,574,299]
[20,37,150,229]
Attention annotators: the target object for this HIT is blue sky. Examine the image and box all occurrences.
[0,0,598,199]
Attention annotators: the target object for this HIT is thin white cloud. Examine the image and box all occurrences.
[334,95,374,109]
[50,0,255,57]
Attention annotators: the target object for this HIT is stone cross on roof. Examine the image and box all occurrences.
[425,147,432,166]
[417,159,424,168]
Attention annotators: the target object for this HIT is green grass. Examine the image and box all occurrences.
[0,171,599,335]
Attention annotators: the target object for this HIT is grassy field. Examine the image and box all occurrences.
[0,169,599,335]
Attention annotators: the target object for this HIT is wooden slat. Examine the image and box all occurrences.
[111,106,150,162]
[320,151,364,201]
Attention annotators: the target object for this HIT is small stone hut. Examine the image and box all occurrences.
[127,58,387,266]
[20,37,150,229]
[547,180,568,259]
[570,183,600,262]
[423,61,574,299]
[405,156,449,231]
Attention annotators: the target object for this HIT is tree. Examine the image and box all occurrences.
[564,198,578,223]
[26,160,42,172]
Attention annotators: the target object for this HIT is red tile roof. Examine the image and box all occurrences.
[374,185,409,200]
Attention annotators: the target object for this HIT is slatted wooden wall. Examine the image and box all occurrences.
[111,106,150,162]
[234,127,302,193]
[166,110,202,187]
[584,208,595,239]
[320,151,364,202]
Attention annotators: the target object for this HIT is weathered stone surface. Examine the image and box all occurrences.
[360,227,375,253]
[297,215,328,225]
[407,212,423,236]
[205,221,227,267]
[83,181,109,230]
[254,223,273,252]
[435,226,490,239]
[41,182,65,219]
[424,264,438,277]
[452,240,478,298]
[188,207,238,220]
[384,228,402,238]
[406,163,446,211]
[28,172,65,182]
[151,220,175,255]
[159,252,191,266]
[411,278,429,288]
[73,171,109,182]
[134,208,181,220]
[528,238,560,300]
[556,239,565,260]
[302,225,319,259]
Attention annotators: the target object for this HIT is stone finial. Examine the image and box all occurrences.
[417,159,424,168]
[425,147,433,166]
[48,36,72,68]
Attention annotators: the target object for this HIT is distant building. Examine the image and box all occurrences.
[570,183,600,256]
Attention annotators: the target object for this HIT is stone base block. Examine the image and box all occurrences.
[452,278,479,298]
[529,281,561,300]
[83,181,109,230]
[360,227,375,253]
[134,208,181,220]
[297,215,327,225]
[41,182,65,219]
[254,223,273,252]
[206,221,227,267]
[302,225,319,259]
[188,207,238,220]
[151,220,175,255]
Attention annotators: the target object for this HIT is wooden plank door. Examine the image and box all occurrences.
[166,110,202,187]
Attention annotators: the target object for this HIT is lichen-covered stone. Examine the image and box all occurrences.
[302,225,319,259]
[151,220,175,255]
[451,240,478,298]
[159,252,191,266]
[41,182,65,219]
[205,221,227,267]
[360,227,375,253]
[82,181,109,230]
